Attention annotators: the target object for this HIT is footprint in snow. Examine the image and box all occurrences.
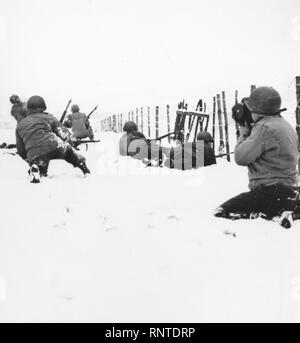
[224,230,237,238]
[168,215,180,222]
[59,295,74,301]
[105,226,118,232]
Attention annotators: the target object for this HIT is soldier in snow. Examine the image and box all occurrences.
[119,121,163,163]
[0,95,28,149]
[10,94,28,122]
[119,121,143,157]
[16,95,90,183]
[63,104,94,141]
[164,131,216,170]
[214,86,300,228]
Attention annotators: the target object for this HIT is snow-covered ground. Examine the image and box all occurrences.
[1,124,300,323]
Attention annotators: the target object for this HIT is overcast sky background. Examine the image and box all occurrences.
[0,0,300,121]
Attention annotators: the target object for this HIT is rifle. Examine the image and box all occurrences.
[73,139,101,148]
[87,105,99,120]
[215,152,234,159]
[151,132,176,141]
[60,99,72,123]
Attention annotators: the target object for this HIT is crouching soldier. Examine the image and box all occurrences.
[63,104,94,140]
[164,131,216,170]
[10,94,28,122]
[214,87,300,228]
[16,95,90,183]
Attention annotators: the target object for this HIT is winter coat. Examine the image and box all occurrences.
[235,115,299,190]
[11,102,28,122]
[119,132,147,157]
[63,112,93,139]
[164,141,216,170]
[16,112,70,162]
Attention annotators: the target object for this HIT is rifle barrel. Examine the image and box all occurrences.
[87,105,99,119]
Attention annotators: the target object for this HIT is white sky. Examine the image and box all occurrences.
[0,0,300,120]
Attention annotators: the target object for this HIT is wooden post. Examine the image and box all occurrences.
[234,90,239,140]
[147,106,151,137]
[109,116,112,131]
[295,76,300,171]
[128,111,130,121]
[120,113,123,132]
[222,91,231,162]
[112,115,117,132]
[155,106,159,138]
[140,107,144,133]
[212,96,216,153]
[167,104,171,143]
[235,90,238,104]
[216,94,225,154]
[131,110,134,122]
[136,108,139,130]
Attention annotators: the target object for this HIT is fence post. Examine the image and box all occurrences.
[155,106,159,138]
[113,115,117,132]
[234,90,240,139]
[167,104,171,143]
[295,76,300,172]
[216,94,224,154]
[140,107,144,133]
[212,96,216,153]
[222,91,230,162]
[148,106,151,138]
[135,108,138,130]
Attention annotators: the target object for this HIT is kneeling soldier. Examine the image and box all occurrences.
[214,87,300,228]
[16,96,90,183]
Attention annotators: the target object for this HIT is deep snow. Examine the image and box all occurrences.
[1,124,300,323]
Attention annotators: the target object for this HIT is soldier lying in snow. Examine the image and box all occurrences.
[163,131,216,170]
[119,121,216,169]
[214,87,300,228]
[63,104,94,140]
[119,121,164,163]
[16,95,90,183]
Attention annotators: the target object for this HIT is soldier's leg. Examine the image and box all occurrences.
[214,187,277,220]
[41,144,90,175]
[88,127,94,140]
[62,146,90,174]
[28,156,50,183]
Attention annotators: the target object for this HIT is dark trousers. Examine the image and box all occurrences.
[29,146,83,176]
[215,184,300,220]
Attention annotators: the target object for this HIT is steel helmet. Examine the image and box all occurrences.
[10,94,21,105]
[245,86,282,115]
[27,95,47,112]
[196,131,214,143]
[123,121,138,133]
[71,104,80,113]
